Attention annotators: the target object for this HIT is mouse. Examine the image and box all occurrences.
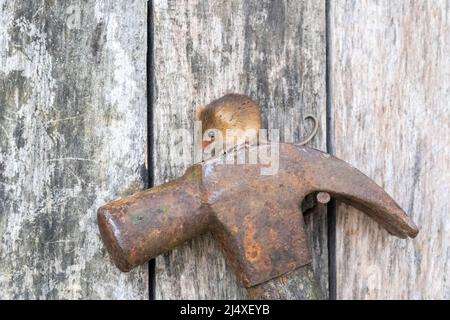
[196,93,262,151]
[196,93,317,153]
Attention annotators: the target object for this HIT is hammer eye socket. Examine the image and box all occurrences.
[207,130,216,139]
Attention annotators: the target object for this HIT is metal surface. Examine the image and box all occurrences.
[98,143,418,289]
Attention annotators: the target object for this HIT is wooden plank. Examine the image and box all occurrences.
[0,0,148,299]
[152,0,327,299]
[330,0,450,299]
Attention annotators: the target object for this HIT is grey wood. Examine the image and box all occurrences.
[330,0,450,299]
[152,0,327,299]
[0,0,148,299]
[247,265,324,300]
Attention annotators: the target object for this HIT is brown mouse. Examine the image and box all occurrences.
[196,93,263,151]
[196,93,318,153]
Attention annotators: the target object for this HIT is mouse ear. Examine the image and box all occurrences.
[195,105,206,121]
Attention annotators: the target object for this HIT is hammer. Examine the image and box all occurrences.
[97,143,418,299]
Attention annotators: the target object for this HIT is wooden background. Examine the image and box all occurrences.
[0,0,148,299]
[0,0,448,299]
[331,0,450,299]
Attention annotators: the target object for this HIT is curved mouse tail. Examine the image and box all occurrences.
[297,115,319,146]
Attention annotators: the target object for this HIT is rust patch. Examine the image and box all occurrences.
[158,206,169,215]
[244,221,262,263]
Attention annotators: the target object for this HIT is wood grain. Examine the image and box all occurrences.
[330,0,450,299]
[152,0,327,299]
[0,0,148,299]
[247,265,324,300]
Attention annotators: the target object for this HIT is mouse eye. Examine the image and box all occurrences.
[207,130,216,139]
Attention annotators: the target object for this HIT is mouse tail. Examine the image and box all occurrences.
[297,115,318,146]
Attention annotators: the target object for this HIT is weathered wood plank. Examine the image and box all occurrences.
[152,0,327,299]
[330,0,450,299]
[0,0,148,299]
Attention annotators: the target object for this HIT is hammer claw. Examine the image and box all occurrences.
[295,145,419,239]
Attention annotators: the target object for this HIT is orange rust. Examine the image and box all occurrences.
[244,221,262,263]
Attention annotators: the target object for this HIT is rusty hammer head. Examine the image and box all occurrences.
[97,143,418,288]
